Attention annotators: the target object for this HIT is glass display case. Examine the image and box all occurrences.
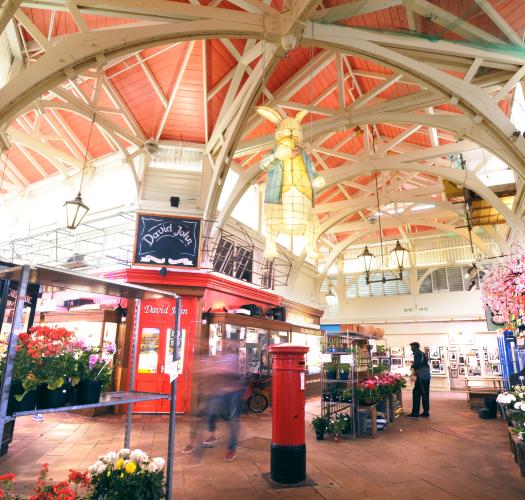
[205,313,323,399]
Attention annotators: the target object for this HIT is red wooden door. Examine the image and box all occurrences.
[134,298,195,413]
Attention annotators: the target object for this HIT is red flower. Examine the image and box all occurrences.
[0,473,15,482]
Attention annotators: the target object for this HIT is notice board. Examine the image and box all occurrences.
[133,213,201,268]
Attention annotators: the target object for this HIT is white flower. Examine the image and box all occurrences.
[146,462,158,474]
[97,454,106,461]
[105,451,118,464]
[97,463,107,474]
[118,448,130,459]
[130,449,148,464]
[88,464,98,475]
[496,393,516,404]
[152,457,165,470]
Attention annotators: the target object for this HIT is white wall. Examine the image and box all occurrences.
[322,290,485,324]
[0,156,137,240]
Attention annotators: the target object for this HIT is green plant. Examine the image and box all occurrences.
[339,363,350,374]
[310,416,329,433]
[329,417,345,435]
[324,362,337,372]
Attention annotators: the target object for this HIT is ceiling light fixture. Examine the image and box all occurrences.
[357,174,409,284]
[325,287,338,306]
[64,115,96,230]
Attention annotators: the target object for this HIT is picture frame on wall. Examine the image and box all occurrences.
[458,355,465,365]
[448,351,457,362]
[450,361,457,369]
[430,360,441,373]
[391,346,403,356]
[429,346,440,359]
[459,366,466,376]
[450,369,458,378]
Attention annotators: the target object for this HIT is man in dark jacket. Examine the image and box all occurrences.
[407,342,431,418]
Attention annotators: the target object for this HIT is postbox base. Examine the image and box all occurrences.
[270,443,306,484]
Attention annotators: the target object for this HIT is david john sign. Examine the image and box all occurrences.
[133,214,201,268]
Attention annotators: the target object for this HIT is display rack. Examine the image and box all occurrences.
[0,265,180,500]
[320,331,361,439]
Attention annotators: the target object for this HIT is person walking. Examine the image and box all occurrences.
[407,342,431,418]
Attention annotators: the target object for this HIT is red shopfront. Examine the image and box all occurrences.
[109,268,287,414]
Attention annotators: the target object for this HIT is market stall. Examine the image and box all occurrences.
[0,265,181,500]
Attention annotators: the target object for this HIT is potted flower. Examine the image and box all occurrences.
[89,448,166,500]
[18,326,80,409]
[310,416,329,440]
[77,343,115,404]
[329,417,345,441]
[324,362,337,380]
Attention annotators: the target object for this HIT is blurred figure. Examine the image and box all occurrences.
[407,341,431,418]
[182,351,245,461]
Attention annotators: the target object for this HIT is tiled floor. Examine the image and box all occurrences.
[1,390,524,499]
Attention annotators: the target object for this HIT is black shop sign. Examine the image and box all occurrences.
[133,214,201,268]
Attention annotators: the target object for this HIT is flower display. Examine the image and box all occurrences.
[89,449,166,500]
[481,246,525,323]
[76,344,114,388]
[496,385,525,439]
[355,372,406,406]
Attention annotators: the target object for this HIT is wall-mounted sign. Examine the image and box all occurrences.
[133,214,201,267]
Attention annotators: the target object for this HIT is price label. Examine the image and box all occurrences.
[321,353,332,362]
[340,354,354,366]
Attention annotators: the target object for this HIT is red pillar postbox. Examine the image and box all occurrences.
[268,344,309,484]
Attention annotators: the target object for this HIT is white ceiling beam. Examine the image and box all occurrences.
[403,0,505,45]
[426,107,439,147]
[0,1,21,37]
[155,40,195,142]
[464,58,483,83]
[67,1,90,33]
[312,0,402,23]
[474,0,522,46]
[14,8,51,51]
[492,65,525,103]
[136,53,168,108]
[349,75,402,111]
[372,124,422,157]
[227,0,278,15]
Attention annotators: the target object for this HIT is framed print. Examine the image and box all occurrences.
[391,346,403,356]
[391,357,403,366]
[429,346,440,359]
[448,351,457,362]
[450,361,457,369]
[430,360,441,373]
[450,369,458,378]
[458,355,465,365]
[459,366,466,376]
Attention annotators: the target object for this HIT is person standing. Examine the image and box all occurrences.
[407,342,431,418]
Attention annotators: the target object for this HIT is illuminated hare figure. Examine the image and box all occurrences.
[256,106,325,259]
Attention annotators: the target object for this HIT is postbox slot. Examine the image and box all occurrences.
[298,361,305,366]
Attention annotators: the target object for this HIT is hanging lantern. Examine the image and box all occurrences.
[391,240,409,271]
[358,246,374,275]
[325,288,338,306]
[64,193,89,230]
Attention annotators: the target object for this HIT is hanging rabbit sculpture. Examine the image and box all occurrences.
[256,107,325,259]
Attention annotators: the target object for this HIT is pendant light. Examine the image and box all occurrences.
[65,115,96,230]
[357,174,410,284]
[325,287,338,306]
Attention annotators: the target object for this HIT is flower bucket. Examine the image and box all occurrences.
[8,380,37,414]
[77,380,102,405]
[315,431,324,441]
[325,370,337,380]
[339,371,349,380]
[37,383,70,409]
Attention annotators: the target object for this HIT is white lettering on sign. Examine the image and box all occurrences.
[300,372,305,391]
[143,305,188,315]
[142,223,193,248]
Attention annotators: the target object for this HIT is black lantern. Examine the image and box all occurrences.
[391,240,409,271]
